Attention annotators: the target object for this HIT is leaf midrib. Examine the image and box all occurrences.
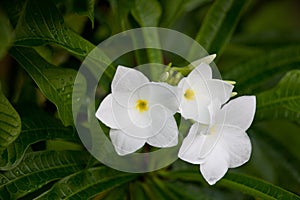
[258,94,300,109]
[15,48,66,109]
[1,162,84,188]
[66,174,135,199]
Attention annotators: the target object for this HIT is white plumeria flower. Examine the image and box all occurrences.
[178,96,256,185]
[96,66,180,156]
[178,63,234,124]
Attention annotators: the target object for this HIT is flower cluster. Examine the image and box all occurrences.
[96,58,256,185]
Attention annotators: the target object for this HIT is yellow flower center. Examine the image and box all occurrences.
[184,89,195,100]
[135,99,148,113]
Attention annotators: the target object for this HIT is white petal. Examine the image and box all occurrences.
[128,107,152,128]
[178,78,211,123]
[178,123,222,164]
[200,144,229,185]
[177,76,187,89]
[148,105,172,137]
[205,79,233,104]
[132,82,180,114]
[221,126,252,168]
[178,123,204,164]
[147,116,178,148]
[178,73,232,123]
[95,94,118,129]
[110,129,146,156]
[188,63,212,81]
[190,54,216,68]
[112,100,170,139]
[186,79,232,107]
[200,125,251,184]
[112,66,149,106]
[180,96,211,123]
[179,94,202,120]
[178,78,201,120]
[216,96,256,130]
[111,97,157,138]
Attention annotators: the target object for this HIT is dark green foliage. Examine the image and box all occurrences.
[0,0,299,199]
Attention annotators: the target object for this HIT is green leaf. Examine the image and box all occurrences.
[0,84,21,151]
[14,0,95,59]
[131,0,162,27]
[9,46,86,126]
[35,167,137,199]
[256,70,300,122]
[71,0,95,28]
[161,170,300,200]
[0,150,89,199]
[184,0,212,11]
[131,0,163,66]
[252,128,300,189]
[232,31,300,48]
[0,0,25,27]
[194,0,250,56]
[159,0,185,27]
[150,177,182,200]
[159,0,213,27]
[220,173,300,200]
[109,0,134,31]
[12,0,113,92]
[129,181,148,200]
[0,110,79,170]
[223,46,300,93]
[142,179,168,200]
[165,181,213,200]
[233,1,300,47]
[102,185,129,200]
[0,11,14,59]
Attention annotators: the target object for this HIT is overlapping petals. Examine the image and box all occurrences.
[96,66,180,155]
[96,60,256,185]
[178,96,256,185]
[178,63,234,124]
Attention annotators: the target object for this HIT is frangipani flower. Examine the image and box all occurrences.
[96,66,180,156]
[178,96,256,185]
[178,63,234,124]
